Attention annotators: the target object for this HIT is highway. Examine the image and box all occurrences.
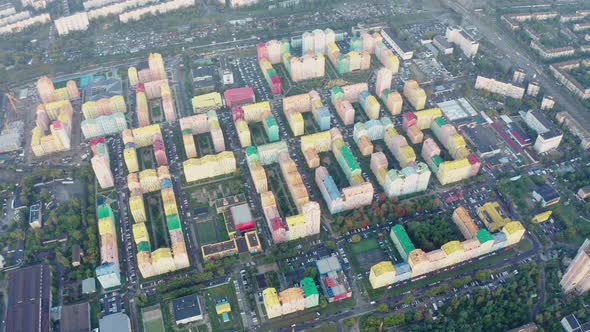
[442,0,590,131]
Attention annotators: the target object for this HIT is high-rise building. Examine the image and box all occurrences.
[148,52,167,81]
[403,80,426,111]
[375,67,393,97]
[37,76,56,104]
[560,239,590,294]
[91,140,114,189]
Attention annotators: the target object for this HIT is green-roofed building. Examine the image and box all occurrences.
[433,117,445,127]
[476,229,494,244]
[337,146,361,181]
[390,224,415,261]
[137,241,151,252]
[97,204,112,219]
[263,115,279,142]
[166,214,181,231]
[331,86,344,104]
[300,277,319,308]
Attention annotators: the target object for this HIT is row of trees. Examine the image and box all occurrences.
[331,194,442,235]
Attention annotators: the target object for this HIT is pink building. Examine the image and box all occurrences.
[224,87,255,108]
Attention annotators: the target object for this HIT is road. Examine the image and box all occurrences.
[442,0,590,132]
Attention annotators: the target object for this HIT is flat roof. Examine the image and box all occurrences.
[99,313,130,332]
[433,35,452,49]
[172,294,202,322]
[535,184,560,202]
[437,98,478,121]
[230,203,254,225]
[202,239,236,256]
[381,28,412,53]
[191,66,215,79]
[60,303,90,332]
[462,124,501,155]
[6,264,51,332]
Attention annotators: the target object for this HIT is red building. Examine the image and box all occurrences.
[224,87,255,108]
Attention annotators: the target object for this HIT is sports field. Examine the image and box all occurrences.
[142,305,165,332]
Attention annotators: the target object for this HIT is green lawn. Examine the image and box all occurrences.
[196,220,218,245]
[350,238,379,254]
[309,322,338,332]
[144,319,165,332]
[203,283,243,332]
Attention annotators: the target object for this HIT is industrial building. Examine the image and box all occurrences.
[172,294,203,325]
[5,264,51,332]
[99,313,132,332]
[60,302,91,332]
[561,239,590,294]
[191,66,216,90]
[315,256,351,302]
[461,124,502,158]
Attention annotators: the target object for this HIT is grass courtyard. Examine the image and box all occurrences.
[203,283,243,332]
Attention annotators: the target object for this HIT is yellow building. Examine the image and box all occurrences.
[263,288,282,319]
[531,210,552,223]
[215,301,231,315]
[403,80,427,111]
[124,148,139,173]
[139,169,160,193]
[415,108,442,130]
[279,287,305,315]
[129,195,146,223]
[152,248,175,275]
[478,202,513,232]
[441,240,464,265]
[183,151,237,183]
[128,66,139,87]
[436,159,471,185]
[191,92,223,113]
[502,221,525,246]
[369,261,396,289]
[132,223,149,244]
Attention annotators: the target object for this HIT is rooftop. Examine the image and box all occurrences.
[172,294,202,322]
[461,124,501,156]
[99,313,131,332]
[60,302,90,332]
[230,203,254,226]
[6,264,51,332]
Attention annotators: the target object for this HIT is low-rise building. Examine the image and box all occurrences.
[172,294,203,325]
[445,26,479,58]
[532,184,560,207]
[369,261,396,289]
[99,313,131,332]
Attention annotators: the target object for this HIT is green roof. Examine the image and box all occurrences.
[380,89,390,102]
[137,241,151,252]
[300,277,319,296]
[432,155,443,167]
[433,117,445,127]
[166,214,181,230]
[390,224,415,255]
[245,146,258,157]
[264,115,277,128]
[339,146,359,172]
[181,128,192,135]
[476,229,494,244]
[97,205,112,219]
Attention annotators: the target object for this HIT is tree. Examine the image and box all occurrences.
[304,267,317,279]
[377,303,389,313]
[402,294,415,305]
[476,269,492,282]
[343,318,355,327]
[384,313,405,327]
[351,234,361,243]
[325,240,335,250]
[319,295,328,309]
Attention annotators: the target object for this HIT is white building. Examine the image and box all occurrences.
[445,26,479,58]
